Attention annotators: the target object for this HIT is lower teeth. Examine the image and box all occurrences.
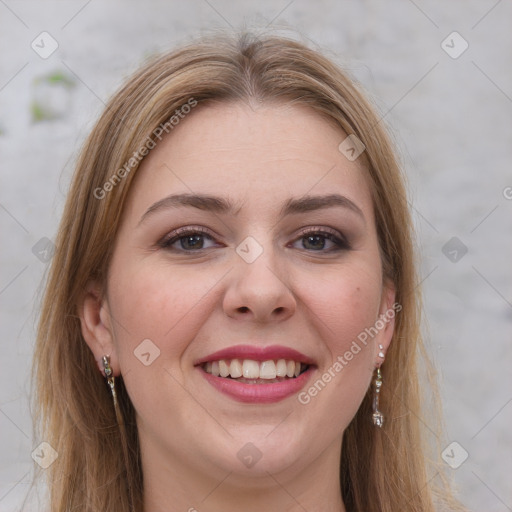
[228,376,293,384]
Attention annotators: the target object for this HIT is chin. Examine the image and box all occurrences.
[208,425,308,477]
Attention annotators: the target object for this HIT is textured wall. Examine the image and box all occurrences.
[1,1,511,510]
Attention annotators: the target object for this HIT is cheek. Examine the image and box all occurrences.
[105,261,227,425]
[293,259,382,427]
[303,260,383,359]
[107,260,223,372]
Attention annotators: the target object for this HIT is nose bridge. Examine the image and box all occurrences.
[234,229,286,281]
[223,231,296,321]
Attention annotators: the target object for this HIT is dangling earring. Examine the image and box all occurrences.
[102,355,118,408]
[372,344,385,428]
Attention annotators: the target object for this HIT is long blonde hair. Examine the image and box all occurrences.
[33,31,460,511]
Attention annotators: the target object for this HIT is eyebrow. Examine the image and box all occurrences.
[138,192,365,225]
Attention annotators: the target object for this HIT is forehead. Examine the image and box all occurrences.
[125,102,373,220]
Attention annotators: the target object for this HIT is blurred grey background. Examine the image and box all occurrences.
[1,1,511,510]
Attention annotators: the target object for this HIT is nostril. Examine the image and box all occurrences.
[238,307,249,313]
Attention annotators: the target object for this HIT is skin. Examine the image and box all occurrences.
[80,102,396,512]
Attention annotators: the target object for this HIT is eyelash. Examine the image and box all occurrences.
[157,225,351,253]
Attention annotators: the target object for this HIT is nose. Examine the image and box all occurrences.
[222,244,297,323]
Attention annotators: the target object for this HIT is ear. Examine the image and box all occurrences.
[78,281,120,377]
[374,280,399,366]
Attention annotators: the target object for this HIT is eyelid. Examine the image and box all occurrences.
[295,225,346,241]
[157,225,219,248]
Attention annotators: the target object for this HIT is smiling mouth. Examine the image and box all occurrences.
[201,358,310,384]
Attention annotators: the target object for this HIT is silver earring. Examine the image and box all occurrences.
[102,355,118,408]
[372,344,385,427]
[372,366,384,427]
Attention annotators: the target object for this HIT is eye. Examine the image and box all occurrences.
[158,226,220,252]
[290,227,350,252]
[158,226,350,253]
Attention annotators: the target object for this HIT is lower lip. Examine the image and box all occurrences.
[197,366,316,403]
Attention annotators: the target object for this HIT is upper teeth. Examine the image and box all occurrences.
[203,359,303,379]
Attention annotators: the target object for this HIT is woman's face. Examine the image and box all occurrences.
[83,102,395,485]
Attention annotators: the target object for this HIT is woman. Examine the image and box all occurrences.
[33,31,461,511]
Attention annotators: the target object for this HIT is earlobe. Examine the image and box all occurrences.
[78,282,119,376]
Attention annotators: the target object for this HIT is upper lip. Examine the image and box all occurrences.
[194,344,316,366]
